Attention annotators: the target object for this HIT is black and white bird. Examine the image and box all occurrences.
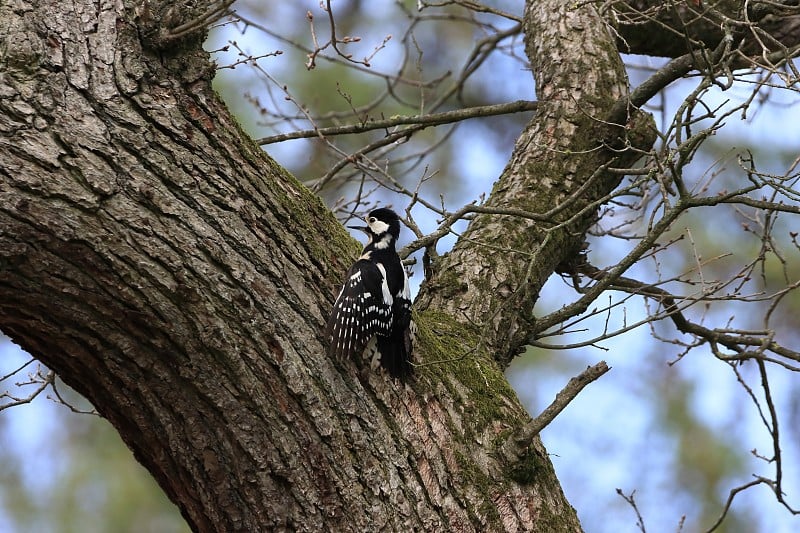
[325,208,414,379]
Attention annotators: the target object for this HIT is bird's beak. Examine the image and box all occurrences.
[347,224,369,234]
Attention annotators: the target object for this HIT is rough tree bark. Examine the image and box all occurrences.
[1,0,796,531]
[0,0,582,530]
[417,1,656,364]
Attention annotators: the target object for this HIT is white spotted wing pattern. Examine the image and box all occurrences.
[326,260,394,361]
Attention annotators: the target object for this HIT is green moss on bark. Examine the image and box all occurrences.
[414,310,524,431]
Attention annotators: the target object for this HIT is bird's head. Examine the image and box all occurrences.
[348,207,401,249]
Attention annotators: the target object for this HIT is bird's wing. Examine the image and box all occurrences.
[326,260,393,360]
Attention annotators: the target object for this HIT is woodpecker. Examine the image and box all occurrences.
[326,208,414,379]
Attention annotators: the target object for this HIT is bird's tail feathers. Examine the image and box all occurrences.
[376,327,413,380]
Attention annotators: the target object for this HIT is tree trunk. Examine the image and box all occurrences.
[417,1,655,364]
[1,0,582,530]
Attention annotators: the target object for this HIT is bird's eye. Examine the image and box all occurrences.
[369,217,376,223]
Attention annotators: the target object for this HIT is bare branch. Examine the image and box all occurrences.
[560,261,800,369]
[703,479,770,533]
[0,366,53,412]
[617,489,648,533]
[256,100,537,145]
[160,0,236,43]
[502,361,610,459]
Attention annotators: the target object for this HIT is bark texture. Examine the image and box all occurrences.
[417,1,656,364]
[1,0,580,531]
[611,0,800,58]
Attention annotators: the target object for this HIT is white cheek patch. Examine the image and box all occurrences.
[369,219,390,235]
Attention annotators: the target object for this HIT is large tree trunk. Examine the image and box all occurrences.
[0,0,582,530]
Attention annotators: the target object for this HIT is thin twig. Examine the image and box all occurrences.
[617,489,648,533]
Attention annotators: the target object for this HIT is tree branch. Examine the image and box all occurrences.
[607,0,800,59]
[417,0,657,363]
[256,100,538,145]
[502,360,610,460]
[560,261,800,368]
